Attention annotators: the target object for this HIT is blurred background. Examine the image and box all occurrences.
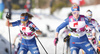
[0,0,100,54]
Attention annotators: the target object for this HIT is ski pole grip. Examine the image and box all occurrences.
[34,34,37,38]
[7,19,9,27]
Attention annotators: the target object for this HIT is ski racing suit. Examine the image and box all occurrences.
[86,19,99,51]
[56,15,97,54]
[12,20,40,54]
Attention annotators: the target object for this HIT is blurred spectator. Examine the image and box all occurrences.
[70,0,85,6]
[0,0,4,19]
[24,0,31,12]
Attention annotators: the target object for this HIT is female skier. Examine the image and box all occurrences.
[6,12,42,54]
[54,4,98,54]
[85,10,100,51]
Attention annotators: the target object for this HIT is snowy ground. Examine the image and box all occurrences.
[0,4,100,54]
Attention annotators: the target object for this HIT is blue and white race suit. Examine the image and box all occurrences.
[12,20,40,54]
[56,15,97,54]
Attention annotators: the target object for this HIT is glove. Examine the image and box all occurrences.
[63,35,70,42]
[92,36,96,44]
[12,43,15,49]
[6,12,11,19]
[54,38,58,46]
[97,45,100,52]
[29,26,35,32]
[20,30,27,36]
[20,30,23,34]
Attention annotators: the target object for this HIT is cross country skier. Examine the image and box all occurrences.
[6,12,42,54]
[54,4,99,54]
[97,36,100,54]
[61,26,71,54]
[85,10,100,52]
[12,33,22,54]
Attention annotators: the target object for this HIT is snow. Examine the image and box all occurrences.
[0,4,100,54]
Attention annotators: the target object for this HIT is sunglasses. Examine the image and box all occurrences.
[87,16,92,18]
[73,12,79,14]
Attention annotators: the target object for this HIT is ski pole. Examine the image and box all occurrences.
[7,19,12,54]
[55,45,57,54]
[34,34,48,54]
[63,42,65,54]
[66,41,69,54]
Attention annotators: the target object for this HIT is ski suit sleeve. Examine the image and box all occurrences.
[94,20,100,32]
[29,23,39,31]
[56,18,69,33]
[85,17,96,31]
[12,20,21,27]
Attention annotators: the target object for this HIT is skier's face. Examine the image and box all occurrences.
[72,11,79,19]
[86,11,92,21]
[20,16,28,26]
[86,13,92,21]
[21,20,28,26]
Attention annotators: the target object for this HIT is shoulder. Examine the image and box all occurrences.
[80,15,85,17]
[91,18,98,23]
[28,21,36,27]
[91,18,96,21]
[28,21,33,24]
[17,20,21,22]
[68,15,73,19]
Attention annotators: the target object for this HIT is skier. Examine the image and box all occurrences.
[85,10,100,51]
[12,33,22,54]
[24,0,31,12]
[97,35,100,54]
[6,12,42,54]
[54,4,98,54]
[60,26,71,54]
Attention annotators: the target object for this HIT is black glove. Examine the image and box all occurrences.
[54,38,58,46]
[63,35,70,42]
[20,30,23,34]
[6,12,11,19]
[92,37,96,44]
[29,26,35,32]
[20,30,27,36]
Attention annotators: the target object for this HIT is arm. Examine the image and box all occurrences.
[6,19,13,27]
[29,23,42,35]
[94,20,100,32]
[36,30,42,35]
[13,36,18,44]
[55,18,69,38]
[6,20,21,27]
